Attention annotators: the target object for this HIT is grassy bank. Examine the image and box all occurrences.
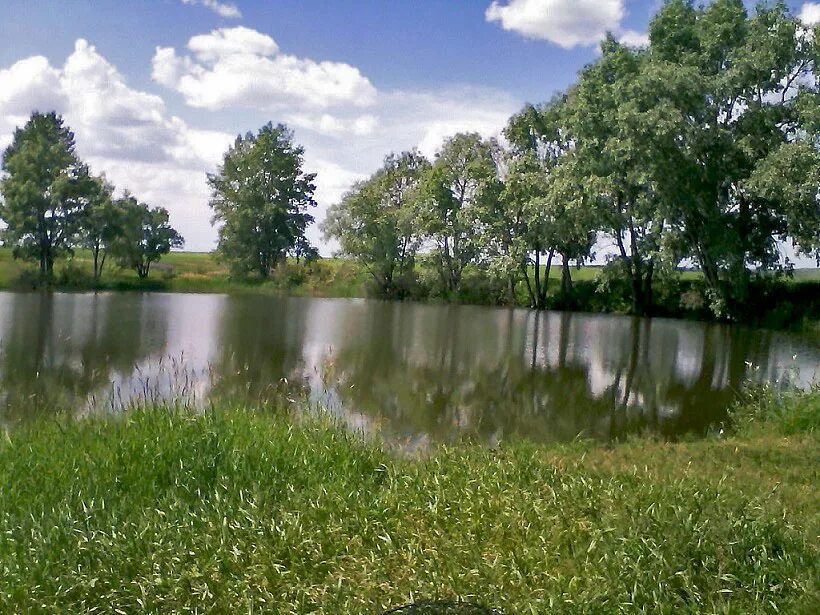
[0,390,817,613]
[1,248,819,330]
[0,248,370,297]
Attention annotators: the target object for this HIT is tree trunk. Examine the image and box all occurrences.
[560,253,573,296]
[506,275,516,305]
[93,244,101,281]
[539,249,554,309]
[643,259,655,314]
[522,260,536,307]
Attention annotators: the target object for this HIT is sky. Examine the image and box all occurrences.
[0,0,817,254]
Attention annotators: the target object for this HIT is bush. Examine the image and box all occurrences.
[55,260,94,288]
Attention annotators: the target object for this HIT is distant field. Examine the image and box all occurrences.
[2,248,817,289]
[0,248,369,297]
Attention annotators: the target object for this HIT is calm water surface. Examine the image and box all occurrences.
[0,291,817,447]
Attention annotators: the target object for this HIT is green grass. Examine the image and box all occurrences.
[0,248,370,297]
[0,391,817,613]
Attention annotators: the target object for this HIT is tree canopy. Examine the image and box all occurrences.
[208,123,318,277]
[0,112,184,283]
[322,0,818,318]
[0,112,87,278]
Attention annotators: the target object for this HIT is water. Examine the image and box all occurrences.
[0,291,817,447]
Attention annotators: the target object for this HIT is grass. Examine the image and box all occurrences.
[0,248,370,297]
[0,390,817,613]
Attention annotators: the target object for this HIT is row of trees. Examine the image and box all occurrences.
[0,112,184,281]
[323,0,819,317]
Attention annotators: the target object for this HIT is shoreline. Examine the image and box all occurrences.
[1,249,818,332]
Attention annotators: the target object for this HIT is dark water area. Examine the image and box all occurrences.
[0,292,817,447]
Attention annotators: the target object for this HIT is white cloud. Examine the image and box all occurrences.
[618,29,649,48]
[181,0,241,19]
[188,26,278,60]
[152,27,377,114]
[284,113,379,137]
[0,40,233,250]
[486,0,625,48]
[2,32,519,254]
[800,3,820,25]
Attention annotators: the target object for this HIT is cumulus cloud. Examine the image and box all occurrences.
[181,0,241,19]
[800,3,820,25]
[152,27,377,115]
[486,0,625,48]
[0,40,233,250]
[2,32,519,253]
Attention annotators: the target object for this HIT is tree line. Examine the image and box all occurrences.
[2,1,816,320]
[323,0,819,317]
[0,112,184,282]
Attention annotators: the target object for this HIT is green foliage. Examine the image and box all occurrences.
[0,112,87,279]
[0,111,185,284]
[729,384,820,436]
[414,133,500,295]
[208,122,317,278]
[77,175,120,280]
[110,196,184,279]
[0,392,816,613]
[323,151,429,298]
[644,0,818,312]
[322,2,818,320]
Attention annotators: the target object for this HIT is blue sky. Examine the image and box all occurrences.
[0,0,816,252]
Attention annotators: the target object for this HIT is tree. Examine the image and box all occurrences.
[645,0,818,314]
[208,123,317,277]
[78,175,122,281]
[542,154,597,298]
[501,99,587,309]
[563,38,669,315]
[322,151,429,297]
[111,196,183,279]
[415,133,499,295]
[0,112,88,279]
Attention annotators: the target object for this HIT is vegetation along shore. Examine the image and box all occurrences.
[0,387,817,613]
[0,2,817,331]
[1,247,818,331]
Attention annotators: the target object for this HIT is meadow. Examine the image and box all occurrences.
[0,388,817,613]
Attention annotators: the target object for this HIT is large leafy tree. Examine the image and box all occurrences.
[0,112,88,279]
[501,99,595,308]
[542,154,597,298]
[323,151,429,297]
[110,196,183,279]
[645,0,818,313]
[415,133,499,295]
[562,40,668,315]
[208,123,317,277]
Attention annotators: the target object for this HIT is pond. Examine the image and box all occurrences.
[0,291,817,447]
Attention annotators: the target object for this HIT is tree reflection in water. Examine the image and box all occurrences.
[0,293,815,445]
[0,293,170,423]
